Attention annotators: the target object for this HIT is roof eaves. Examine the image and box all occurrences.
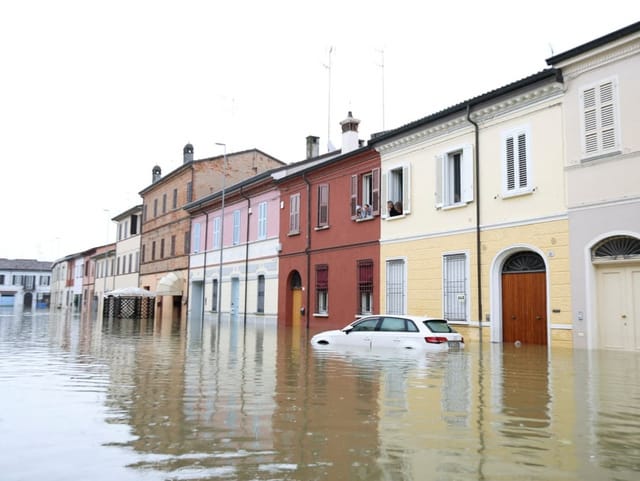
[183,169,276,212]
[546,21,640,65]
[369,68,562,146]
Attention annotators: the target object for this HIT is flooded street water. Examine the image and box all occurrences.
[2,309,640,481]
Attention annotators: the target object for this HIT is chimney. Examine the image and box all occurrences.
[306,135,320,159]
[152,165,161,183]
[340,111,360,154]
[183,143,194,163]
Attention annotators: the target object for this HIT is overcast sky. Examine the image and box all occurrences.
[0,1,636,262]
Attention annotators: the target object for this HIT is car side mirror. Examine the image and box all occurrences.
[342,326,353,335]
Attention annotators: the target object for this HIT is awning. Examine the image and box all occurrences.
[155,272,183,296]
[106,287,156,298]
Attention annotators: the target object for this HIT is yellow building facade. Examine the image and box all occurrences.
[374,69,571,347]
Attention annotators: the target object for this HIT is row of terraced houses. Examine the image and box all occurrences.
[51,22,640,351]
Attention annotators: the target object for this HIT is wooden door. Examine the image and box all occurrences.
[291,287,302,326]
[502,271,547,345]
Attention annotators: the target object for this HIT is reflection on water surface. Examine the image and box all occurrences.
[1,309,640,480]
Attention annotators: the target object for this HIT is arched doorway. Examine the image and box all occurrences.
[593,235,640,351]
[23,292,33,310]
[288,271,303,329]
[501,251,547,345]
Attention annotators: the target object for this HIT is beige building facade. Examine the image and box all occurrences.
[372,69,571,347]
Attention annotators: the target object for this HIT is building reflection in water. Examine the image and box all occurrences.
[11,311,639,481]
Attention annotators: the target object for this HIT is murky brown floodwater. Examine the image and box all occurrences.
[1,309,639,481]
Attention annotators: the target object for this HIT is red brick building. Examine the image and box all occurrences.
[277,113,381,332]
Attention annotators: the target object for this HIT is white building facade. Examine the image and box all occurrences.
[0,258,52,310]
[547,21,640,351]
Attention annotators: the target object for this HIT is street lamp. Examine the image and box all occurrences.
[215,142,227,322]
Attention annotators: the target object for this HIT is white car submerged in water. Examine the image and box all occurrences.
[310,315,464,351]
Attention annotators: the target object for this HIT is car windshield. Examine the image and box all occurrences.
[423,319,453,333]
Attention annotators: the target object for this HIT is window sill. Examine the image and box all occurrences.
[355,216,374,222]
[498,188,535,200]
[437,202,471,211]
[287,231,300,237]
[384,214,406,220]
[447,320,469,327]
[314,313,329,318]
[580,150,622,164]
[314,225,330,231]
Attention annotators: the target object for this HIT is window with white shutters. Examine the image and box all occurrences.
[382,165,410,217]
[232,210,241,245]
[582,79,618,157]
[436,144,474,208]
[213,217,221,249]
[193,222,201,253]
[502,126,531,196]
[258,202,267,239]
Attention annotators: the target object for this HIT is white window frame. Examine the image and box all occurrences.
[381,164,411,218]
[580,77,620,159]
[436,144,474,208]
[501,125,532,197]
[315,264,329,315]
[362,173,373,207]
[258,201,268,240]
[442,252,470,323]
[232,210,241,245]
[385,257,407,314]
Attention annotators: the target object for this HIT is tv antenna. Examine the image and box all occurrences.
[376,48,386,131]
[323,46,334,151]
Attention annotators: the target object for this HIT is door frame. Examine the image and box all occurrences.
[586,231,640,350]
[490,245,550,344]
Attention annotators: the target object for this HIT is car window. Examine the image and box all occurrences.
[379,317,407,332]
[423,319,453,333]
[351,318,379,332]
[406,320,419,332]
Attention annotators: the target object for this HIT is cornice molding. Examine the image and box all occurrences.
[375,82,564,155]
[560,39,640,80]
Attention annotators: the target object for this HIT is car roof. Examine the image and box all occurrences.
[357,314,448,322]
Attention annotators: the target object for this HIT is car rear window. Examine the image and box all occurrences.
[423,320,453,333]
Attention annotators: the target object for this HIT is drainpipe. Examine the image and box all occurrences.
[240,186,251,326]
[184,164,196,325]
[466,104,483,340]
[201,210,209,323]
[303,172,311,330]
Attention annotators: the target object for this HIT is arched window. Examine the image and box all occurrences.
[592,235,640,261]
[502,251,545,273]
